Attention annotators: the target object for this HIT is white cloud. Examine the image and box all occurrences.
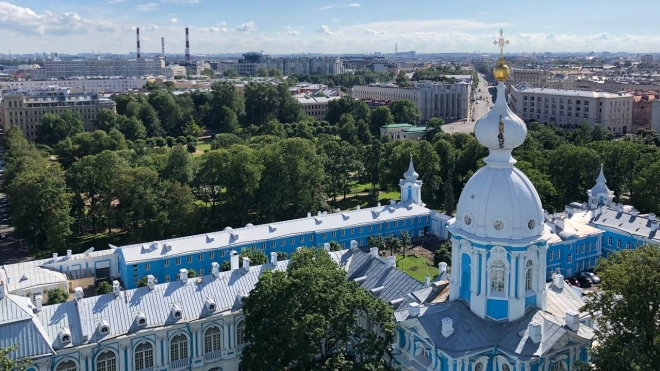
[145,25,159,31]
[161,0,200,3]
[319,3,360,10]
[107,0,127,3]
[476,12,487,15]
[135,3,159,11]
[235,21,256,32]
[365,29,385,35]
[317,25,333,35]
[0,1,118,36]
[287,30,300,36]
[170,18,178,23]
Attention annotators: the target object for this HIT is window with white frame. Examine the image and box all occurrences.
[236,321,246,346]
[617,239,621,248]
[96,351,117,371]
[164,260,170,267]
[341,230,346,236]
[187,256,192,263]
[299,236,304,243]
[490,260,505,293]
[549,251,553,261]
[145,263,150,271]
[556,250,561,259]
[608,236,612,245]
[567,254,572,263]
[170,334,188,362]
[199,268,204,275]
[209,252,214,259]
[525,260,534,291]
[175,258,181,265]
[198,254,203,261]
[165,275,170,282]
[204,326,222,354]
[332,231,337,238]
[134,342,154,371]
[423,348,431,359]
[56,360,77,371]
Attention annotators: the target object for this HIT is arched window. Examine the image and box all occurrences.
[134,342,154,371]
[170,334,188,362]
[56,360,77,371]
[96,351,117,371]
[490,260,505,293]
[204,326,222,354]
[525,260,534,291]
[236,321,246,346]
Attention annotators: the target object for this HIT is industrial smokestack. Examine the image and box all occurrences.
[185,27,190,62]
[136,27,141,59]
[161,37,165,58]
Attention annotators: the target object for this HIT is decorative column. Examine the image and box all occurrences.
[456,252,463,286]
[485,268,492,296]
[504,267,510,298]
[470,250,478,294]
[451,239,459,284]
[516,253,524,299]
[480,251,488,296]
[538,246,548,292]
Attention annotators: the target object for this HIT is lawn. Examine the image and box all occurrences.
[196,136,213,153]
[396,254,437,283]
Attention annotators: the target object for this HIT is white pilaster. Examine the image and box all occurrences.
[516,253,524,299]
[480,251,487,296]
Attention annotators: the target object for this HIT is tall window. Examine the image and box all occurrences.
[56,360,77,371]
[134,342,154,371]
[204,326,222,354]
[567,254,572,263]
[525,260,534,291]
[96,351,117,371]
[490,260,505,293]
[170,334,188,362]
[236,321,246,346]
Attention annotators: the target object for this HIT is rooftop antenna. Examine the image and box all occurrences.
[185,27,190,62]
[136,27,141,59]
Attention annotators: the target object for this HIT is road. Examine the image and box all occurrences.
[442,73,494,135]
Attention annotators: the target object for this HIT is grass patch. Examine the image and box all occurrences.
[196,137,213,152]
[334,194,370,211]
[69,231,129,254]
[396,253,437,283]
[379,191,400,203]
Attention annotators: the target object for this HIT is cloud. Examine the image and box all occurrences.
[161,0,200,3]
[319,3,360,10]
[287,30,300,36]
[135,3,159,11]
[170,18,178,23]
[0,1,118,36]
[365,29,385,35]
[145,25,159,31]
[235,21,256,32]
[476,12,487,15]
[107,0,126,3]
[317,25,333,35]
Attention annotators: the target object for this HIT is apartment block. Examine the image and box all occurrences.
[632,93,656,132]
[296,95,341,120]
[509,85,633,134]
[0,87,116,141]
[31,58,167,79]
[509,68,551,87]
[1,78,149,93]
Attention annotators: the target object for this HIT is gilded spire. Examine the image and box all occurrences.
[492,29,510,81]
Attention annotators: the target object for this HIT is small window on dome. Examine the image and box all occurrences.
[528,219,536,230]
[494,220,504,231]
[464,215,472,225]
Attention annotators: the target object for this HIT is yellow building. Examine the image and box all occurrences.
[0,86,116,141]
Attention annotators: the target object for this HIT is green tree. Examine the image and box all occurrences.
[399,230,411,257]
[187,269,198,278]
[162,144,194,185]
[240,248,394,370]
[223,145,264,225]
[396,70,411,87]
[115,115,147,141]
[186,142,197,154]
[631,160,660,213]
[239,249,268,267]
[433,241,452,266]
[45,287,69,305]
[137,276,149,288]
[36,111,85,147]
[426,117,445,139]
[546,144,601,207]
[444,168,455,215]
[148,90,183,135]
[218,106,240,134]
[197,149,229,218]
[223,69,239,78]
[581,245,660,370]
[338,113,359,145]
[389,99,421,124]
[256,67,268,77]
[0,343,32,371]
[322,140,361,204]
[183,115,204,137]
[95,109,118,132]
[96,281,113,295]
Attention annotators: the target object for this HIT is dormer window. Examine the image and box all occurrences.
[171,304,182,320]
[59,327,72,344]
[62,335,70,342]
[174,311,181,318]
[101,326,109,334]
[139,318,146,325]
[209,304,216,310]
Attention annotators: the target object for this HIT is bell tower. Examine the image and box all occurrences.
[399,157,424,206]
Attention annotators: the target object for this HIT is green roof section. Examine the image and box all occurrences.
[380,123,414,129]
[402,126,428,133]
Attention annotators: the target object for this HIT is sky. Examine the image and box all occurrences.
[1,0,659,55]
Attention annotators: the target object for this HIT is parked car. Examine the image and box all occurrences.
[565,277,581,287]
[578,271,601,284]
[574,275,593,288]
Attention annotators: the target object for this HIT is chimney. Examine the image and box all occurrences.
[112,281,120,297]
[438,262,448,275]
[553,271,564,289]
[52,253,58,261]
[147,275,155,290]
[0,281,6,300]
[211,262,220,278]
[323,243,330,252]
[74,287,84,301]
[270,252,278,265]
[161,37,165,57]
[390,199,396,205]
[386,256,396,268]
[566,311,580,332]
[651,222,659,232]
[369,247,379,257]
[185,27,190,62]
[179,269,188,284]
[441,317,454,337]
[649,213,656,222]
[307,212,311,218]
[136,27,141,59]
[243,257,251,272]
[424,274,431,288]
[631,209,638,217]
[230,250,239,271]
[408,302,420,317]
[377,202,381,207]
[66,249,72,259]
[528,321,542,344]
[35,295,43,312]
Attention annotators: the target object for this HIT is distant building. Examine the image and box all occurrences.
[380,123,428,141]
[31,58,167,79]
[509,85,633,134]
[352,81,470,122]
[641,54,654,64]
[632,93,656,131]
[296,95,341,120]
[0,86,116,140]
[236,52,343,76]
[508,68,550,87]
[1,78,149,93]
[651,100,660,133]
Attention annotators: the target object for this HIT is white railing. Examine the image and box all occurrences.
[204,350,222,361]
[170,359,188,370]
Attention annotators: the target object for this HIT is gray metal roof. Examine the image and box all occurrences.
[118,203,431,264]
[0,294,54,358]
[591,206,660,242]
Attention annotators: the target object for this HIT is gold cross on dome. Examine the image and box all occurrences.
[493,28,510,61]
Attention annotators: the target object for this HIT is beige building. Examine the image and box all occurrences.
[509,68,551,87]
[296,95,341,120]
[510,85,633,134]
[1,78,148,93]
[0,86,116,141]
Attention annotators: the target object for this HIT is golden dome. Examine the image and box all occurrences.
[493,61,509,81]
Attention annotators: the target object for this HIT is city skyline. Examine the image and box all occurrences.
[2,0,660,55]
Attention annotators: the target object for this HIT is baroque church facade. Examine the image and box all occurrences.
[3,32,660,371]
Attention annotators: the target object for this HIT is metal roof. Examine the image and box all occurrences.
[1,263,67,292]
[118,203,431,264]
[0,294,54,358]
[591,206,660,242]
